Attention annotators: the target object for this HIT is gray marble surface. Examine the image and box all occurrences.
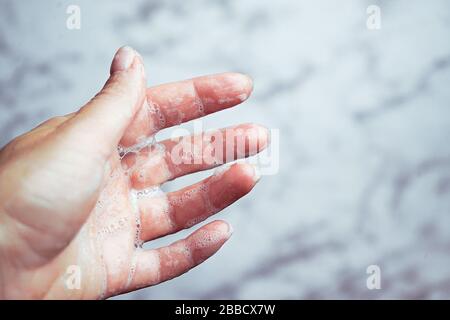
[1,0,450,299]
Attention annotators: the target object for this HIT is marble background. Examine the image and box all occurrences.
[1,0,450,299]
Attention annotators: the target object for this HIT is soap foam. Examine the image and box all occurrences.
[194,96,206,116]
[218,97,234,105]
[148,101,166,129]
[134,186,165,199]
[118,135,157,160]
[129,190,143,249]
[192,228,226,250]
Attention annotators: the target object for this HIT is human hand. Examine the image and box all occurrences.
[0,47,269,299]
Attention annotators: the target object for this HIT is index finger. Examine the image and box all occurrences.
[120,72,253,147]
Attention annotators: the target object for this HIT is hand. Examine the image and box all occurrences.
[0,47,269,299]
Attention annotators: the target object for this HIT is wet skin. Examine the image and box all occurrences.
[0,47,269,299]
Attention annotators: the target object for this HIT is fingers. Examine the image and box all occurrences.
[58,46,146,159]
[123,123,269,189]
[138,162,259,241]
[119,72,253,147]
[124,220,232,293]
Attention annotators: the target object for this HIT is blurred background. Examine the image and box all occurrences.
[1,0,450,299]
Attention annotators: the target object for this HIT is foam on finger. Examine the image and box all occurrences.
[124,220,232,292]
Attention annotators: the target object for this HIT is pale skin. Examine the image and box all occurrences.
[0,47,269,299]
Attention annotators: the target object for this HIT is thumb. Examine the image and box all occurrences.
[61,46,146,159]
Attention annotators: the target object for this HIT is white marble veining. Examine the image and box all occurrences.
[1,0,450,299]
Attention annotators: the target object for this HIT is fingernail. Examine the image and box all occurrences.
[244,74,253,91]
[226,222,234,237]
[241,163,261,183]
[252,164,261,182]
[218,221,234,239]
[111,46,136,73]
[256,125,269,147]
[236,74,253,101]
